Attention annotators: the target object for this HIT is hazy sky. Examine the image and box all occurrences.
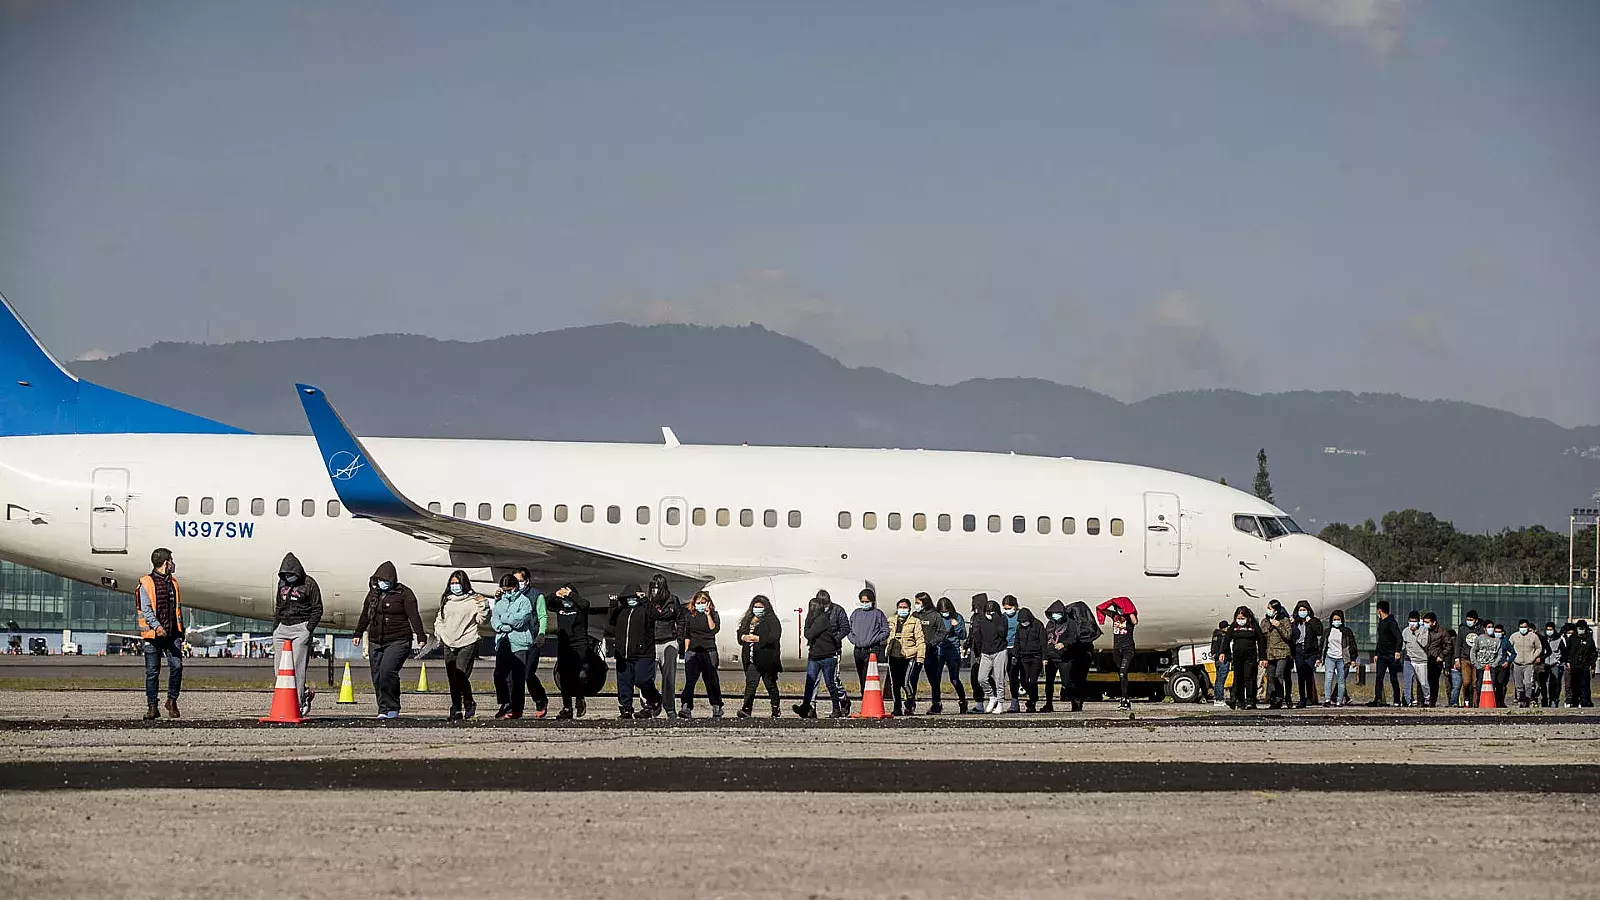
[2,0,1596,425]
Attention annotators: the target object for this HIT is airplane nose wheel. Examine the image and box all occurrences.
[1166,669,1201,703]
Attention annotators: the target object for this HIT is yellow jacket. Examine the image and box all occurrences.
[887,613,924,660]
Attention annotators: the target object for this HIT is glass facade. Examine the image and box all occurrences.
[0,560,272,633]
[1341,583,1587,646]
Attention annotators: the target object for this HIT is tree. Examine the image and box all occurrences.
[1253,448,1274,505]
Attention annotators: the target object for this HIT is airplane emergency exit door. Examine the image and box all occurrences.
[1143,491,1180,576]
[91,468,129,554]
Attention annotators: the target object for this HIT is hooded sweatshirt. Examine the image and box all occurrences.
[1043,600,1070,662]
[609,585,660,660]
[273,553,322,633]
[849,597,890,651]
[1013,608,1044,660]
[354,561,424,645]
[971,605,1010,655]
[1401,621,1431,663]
[433,570,488,649]
[553,585,593,651]
[805,598,845,660]
[913,601,948,648]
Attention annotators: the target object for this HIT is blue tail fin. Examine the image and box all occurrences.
[0,291,247,436]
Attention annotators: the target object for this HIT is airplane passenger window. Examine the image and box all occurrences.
[716,508,730,527]
[529,504,542,522]
[862,512,877,531]
[988,515,1001,533]
[1037,516,1051,535]
[763,509,777,528]
[453,502,467,518]
[1012,516,1026,534]
[199,497,214,515]
[554,504,568,523]
[913,513,927,532]
[427,502,441,514]
[788,510,802,528]
[667,507,682,526]
[739,509,753,527]
[478,503,492,521]
[277,499,291,517]
[692,508,706,526]
[637,506,650,525]
[1062,517,1075,534]
[838,511,851,529]
[174,497,189,514]
[1233,514,1262,538]
[887,513,901,531]
[580,505,595,523]
[328,500,341,518]
[963,514,976,533]
[301,499,316,518]
[1086,517,1100,535]
[1110,518,1124,536]
[251,499,265,516]
[1260,516,1288,540]
[503,504,517,522]
[225,498,240,516]
[607,505,621,524]
[938,514,951,532]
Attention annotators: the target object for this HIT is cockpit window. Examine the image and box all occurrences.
[1260,516,1289,539]
[1279,516,1304,534]
[1234,514,1263,538]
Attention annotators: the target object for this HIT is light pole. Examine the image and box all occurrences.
[1571,507,1600,623]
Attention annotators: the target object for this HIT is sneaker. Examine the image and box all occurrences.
[1118,700,1131,711]
[678,705,693,719]
[377,711,399,720]
[619,709,635,720]
[770,705,781,718]
[711,705,725,719]
[532,706,547,720]
[575,698,586,719]
[448,708,462,722]
[555,707,573,720]
[928,704,943,715]
[464,702,477,719]
[737,708,752,719]
[301,688,316,717]
[506,710,523,720]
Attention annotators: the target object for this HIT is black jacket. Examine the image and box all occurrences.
[739,611,782,674]
[1567,631,1597,669]
[1013,609,1045,660]
[354,561,424,645]
[1043,600,1070,662]
[684,608,721,652]
[804,603,843,660]
[553,586,592,651]
[1210,626,1229,661]
[1375,616,1403,655]
[971,612,1010,655]
[1454,625,1480,662]
[1228,620,1265,660]
[272,552,322,633]
[1326,623,1359,659]
[609,594,660,661]
[650,597,687,645]
[1294,616,1324,659]
[1061,601,1102,648]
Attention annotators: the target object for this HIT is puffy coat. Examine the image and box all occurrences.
[1264,617,1294,661]
[887,612,925,660]
[433,592,488,649]
[491,589,535,653]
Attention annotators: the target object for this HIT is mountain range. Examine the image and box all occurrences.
[73,323,1600,533]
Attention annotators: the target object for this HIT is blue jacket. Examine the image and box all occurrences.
[491,590,535,652]
[941,613,967,648]
[1005,612,1019,648]
[849,607,890,650]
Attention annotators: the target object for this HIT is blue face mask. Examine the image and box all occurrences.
[1004,609,1017,618]
[859,601,871,610]
[897,608,911,618]
[376,580,392,592]
[752,606,766,617]
[450,584,465,595]
[561,599,572,607]
[695,603,708,613]
[1518,627,1528,635]
[284,574,298,584]
[940,612,950,619]
[1297,610,1308,619]
[1051,612,1064,621]
[627,598,638,607]
[1331,620,1343,628]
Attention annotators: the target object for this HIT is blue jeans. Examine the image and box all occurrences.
[1322,657,1349,704]
[1449,666,1464,707]
[616,658,660,712]
[143,636,183,704]
[1212,659,1231,702]
[929,642,965,705]
[804,657,847,706]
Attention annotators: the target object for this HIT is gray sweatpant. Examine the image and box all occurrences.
[270,621,313,705]
[1513,664,1539,703]
[978,650,1008,702]
[655,642,680,717]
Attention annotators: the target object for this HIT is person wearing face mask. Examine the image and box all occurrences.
[1096,597,1139,711]
[849,589,890,696]
[433,569,489,720]
[136,547,185,720]
[1493,623,1514,707]
[1263,608,1294,709]
[967,593,992,709]
[1508,618,1543,708]
[551,584,592,719]
[996,597,1026,712]
[886,598,926,716]
[676,591,723,718]
[972,598,1011,714]
[1422,612,1446,708]
[1209,620,1232,708]
[1012,606,1044,712]
[1400,610,1432,708]
[1291,600,1322,709]
[1470,619,1504,705]
[1367,601,1404,708]
[1540,622,1564,709]
[1566,621,1595,707]
[911,592,948,709]
[796,591,851,719]
[1042,601,1072,712]
[609,584,665,718]
[510,568,550,719]
[1443,628,1462,707]
[271,552,323,718]
[737,595,783,718]
[929,597,968,714]
[1227,607,1264,710]
[1457,611,1483,708]
[644,574,687,721]
[353,561,426,720]
[1059,600,1101,712]
[489,574,536,719]
[1321,610,1357,707]
[1265,599,1292,706]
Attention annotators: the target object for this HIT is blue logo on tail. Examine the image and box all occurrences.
[328,451,364,481]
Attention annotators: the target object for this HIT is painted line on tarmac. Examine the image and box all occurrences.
[2,760,1598,792]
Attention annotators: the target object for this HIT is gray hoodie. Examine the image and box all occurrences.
[1470,631,1503,669]
[1401,621,1431,663]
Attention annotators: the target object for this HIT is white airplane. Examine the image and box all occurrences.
[0,293,1375,700]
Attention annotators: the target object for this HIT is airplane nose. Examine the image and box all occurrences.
[1324,543,1377,606]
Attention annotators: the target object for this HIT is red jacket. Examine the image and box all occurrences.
[1095,597,1137,624]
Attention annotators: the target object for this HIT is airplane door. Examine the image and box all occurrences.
[90,468,130,554]
[658,497,688,550]
[1143,491,1180,576]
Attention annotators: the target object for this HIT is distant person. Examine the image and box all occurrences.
[1000,596,1022,712]
[1541,622,1564,709]
[737,595,783,718]
[1013,606,1044,712]
[1322,610,1357,707]
[1470,618,1504,704]
[679,590,724,719]
[1444,628,1462,707]
[1227,606,1264,710]
[1567,621,1595,707]
[647,575,687,720]
[929,597,968,714]
[1042,601,1072,711]
[887,598,926,716]
[849,589,889,694]
[1292,600,1322,709]
[795,591,851,719]
[1367,601,1403,707]
[490,574,535,719]
[551,584,592,719]
[433,569,488,720]
[967,593,991,709]
[1422,612,1446,707]
[1457,610,1483,707]
[972,597,1010,714]
[1059,600,1101,712]
[912,593,948,708]
[1265,598,1292,705]
[1209,620,1232,708]
[1492,622,1514,706]
[1097,597,1138,711]
[510,568,550,719]
[610,584,664,719]
[353,561,425,720]
[270,553,322,718]
[1509,619,1543,708]
[136,547,184,720]
[1263,607,1294,709]
[1400,610,1432,708]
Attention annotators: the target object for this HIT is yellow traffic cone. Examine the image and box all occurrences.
[336,662,356,704]
[416,662,429,693]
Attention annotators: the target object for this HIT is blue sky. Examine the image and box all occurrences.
[2,0,1595,425]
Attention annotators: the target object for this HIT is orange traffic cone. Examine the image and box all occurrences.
[852,653,891,719]
[1477,664,1498,709]
[259,638,303,724]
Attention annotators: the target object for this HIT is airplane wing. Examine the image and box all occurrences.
[295,384,703,585]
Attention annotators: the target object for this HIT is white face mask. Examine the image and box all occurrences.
[1235,618,1247,626]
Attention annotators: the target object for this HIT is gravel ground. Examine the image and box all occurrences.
[2,791,1596,900]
